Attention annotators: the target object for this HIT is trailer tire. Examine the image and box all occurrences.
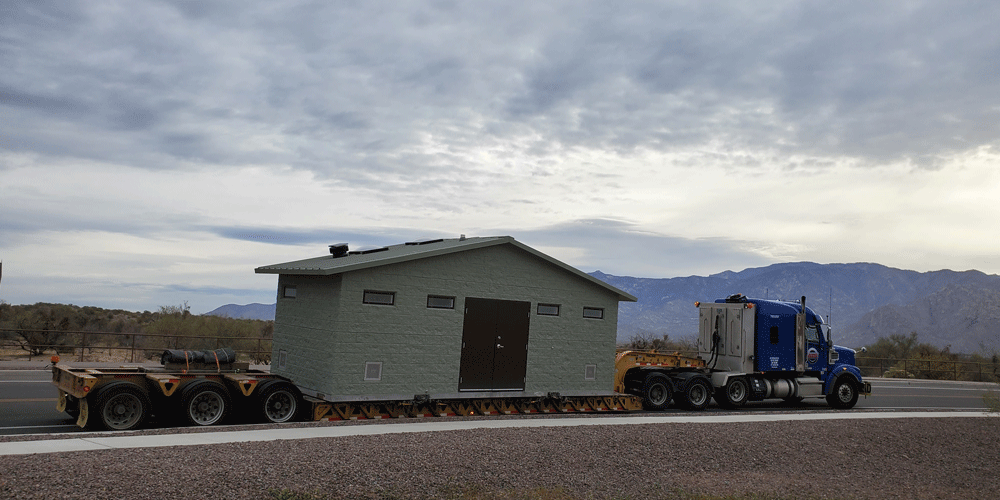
[827,377,859,409]
[92,382,150,431]
[715,376,749,409]
[640,373,673,410]
[257,380,302,423]
[181,380,231,426]
[679,377,712,411]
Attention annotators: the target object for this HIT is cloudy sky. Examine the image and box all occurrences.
[2,1,999,314]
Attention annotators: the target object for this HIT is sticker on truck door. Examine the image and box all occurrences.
[807,347,819,364]
[770,357,780,368]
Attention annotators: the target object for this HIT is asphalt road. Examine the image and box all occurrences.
[0,370,995,436]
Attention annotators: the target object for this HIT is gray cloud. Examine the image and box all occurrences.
[511,218,773,278]
[4,0,996,180]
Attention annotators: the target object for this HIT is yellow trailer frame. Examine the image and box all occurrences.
[52,363,643,430]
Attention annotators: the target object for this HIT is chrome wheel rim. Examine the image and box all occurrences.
[103,393,142,430]
[189,390,225,425]
[264,390,297,423]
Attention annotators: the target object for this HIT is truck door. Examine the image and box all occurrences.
[458,297,531,391]
[804,323,825,373]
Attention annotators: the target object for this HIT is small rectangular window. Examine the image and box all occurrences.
[537,303,560,316]
[363,290,395,305]
[583,307,604,319]
[427,295,455,309]
[282,286,297,298]
[584,364,597,380]
[364,361,383,381]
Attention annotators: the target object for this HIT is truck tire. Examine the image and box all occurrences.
[640,373,673,410]
[826,377,859,409]
[92,381,151,431]
[180,380,231,426]
[678,377,712,411]
[257,380,302,423]
[715,376,749,409]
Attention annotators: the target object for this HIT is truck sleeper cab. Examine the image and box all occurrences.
[616,294,871,411]
[698,294,871,409]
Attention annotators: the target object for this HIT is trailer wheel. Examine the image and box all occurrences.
[826,377,859,409]
[92,382,150,431]
[679,377,712,411]
[257,380,302,423]
[640,373,673,410]
[181,380,231,426]
[715,377,749,409]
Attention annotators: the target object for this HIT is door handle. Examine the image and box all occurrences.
[496,344,504,348]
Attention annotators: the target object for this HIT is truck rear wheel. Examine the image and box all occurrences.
[715,377,749,409]
[92,382,150,431]
[641,373,673,410]
[181,380,231,426]
[827,377,859,409]
[257,380,302,423]
[679,377,712,411]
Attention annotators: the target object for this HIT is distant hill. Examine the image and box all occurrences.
[591,263,1000,353]
[204,303,275,321]
[213,263,1000,354]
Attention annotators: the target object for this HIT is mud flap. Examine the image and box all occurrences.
[77,397,89,428]
[56,390,67,413]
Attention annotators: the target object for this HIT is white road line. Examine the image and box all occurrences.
[0,424,78,431]
[0,411,993,456]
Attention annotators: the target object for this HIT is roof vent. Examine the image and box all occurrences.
[329,243,349,258]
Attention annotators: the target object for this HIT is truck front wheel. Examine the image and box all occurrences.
[827,377,859,409]
[641,373,673,410]
[715,377,749,409]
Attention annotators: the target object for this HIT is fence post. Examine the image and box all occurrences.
[78,332,86,362]
[130,334,136,363]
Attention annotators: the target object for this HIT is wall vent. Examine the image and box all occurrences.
[365,361,383,381]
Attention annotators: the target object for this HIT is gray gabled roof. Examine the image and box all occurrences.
[255,236,637,302]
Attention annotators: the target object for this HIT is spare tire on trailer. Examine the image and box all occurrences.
[180,379,231,426]
[91,381,151,431]
[256,379,303,423]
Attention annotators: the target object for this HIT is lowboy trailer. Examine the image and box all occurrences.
[51,348,643,431]
[52,295,870,431]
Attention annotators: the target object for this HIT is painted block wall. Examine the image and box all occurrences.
[270,243,622,401]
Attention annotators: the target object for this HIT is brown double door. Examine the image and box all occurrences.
[458,297,530,391]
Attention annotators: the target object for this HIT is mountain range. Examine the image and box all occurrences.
[207,262,1000,354]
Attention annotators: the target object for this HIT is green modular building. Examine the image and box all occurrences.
[255,236,637,402]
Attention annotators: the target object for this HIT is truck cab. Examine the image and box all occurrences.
[697,294,871,409]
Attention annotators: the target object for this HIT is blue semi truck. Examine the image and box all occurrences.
[618,294,871,410]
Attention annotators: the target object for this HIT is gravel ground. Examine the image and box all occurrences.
[1,416,997,500]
